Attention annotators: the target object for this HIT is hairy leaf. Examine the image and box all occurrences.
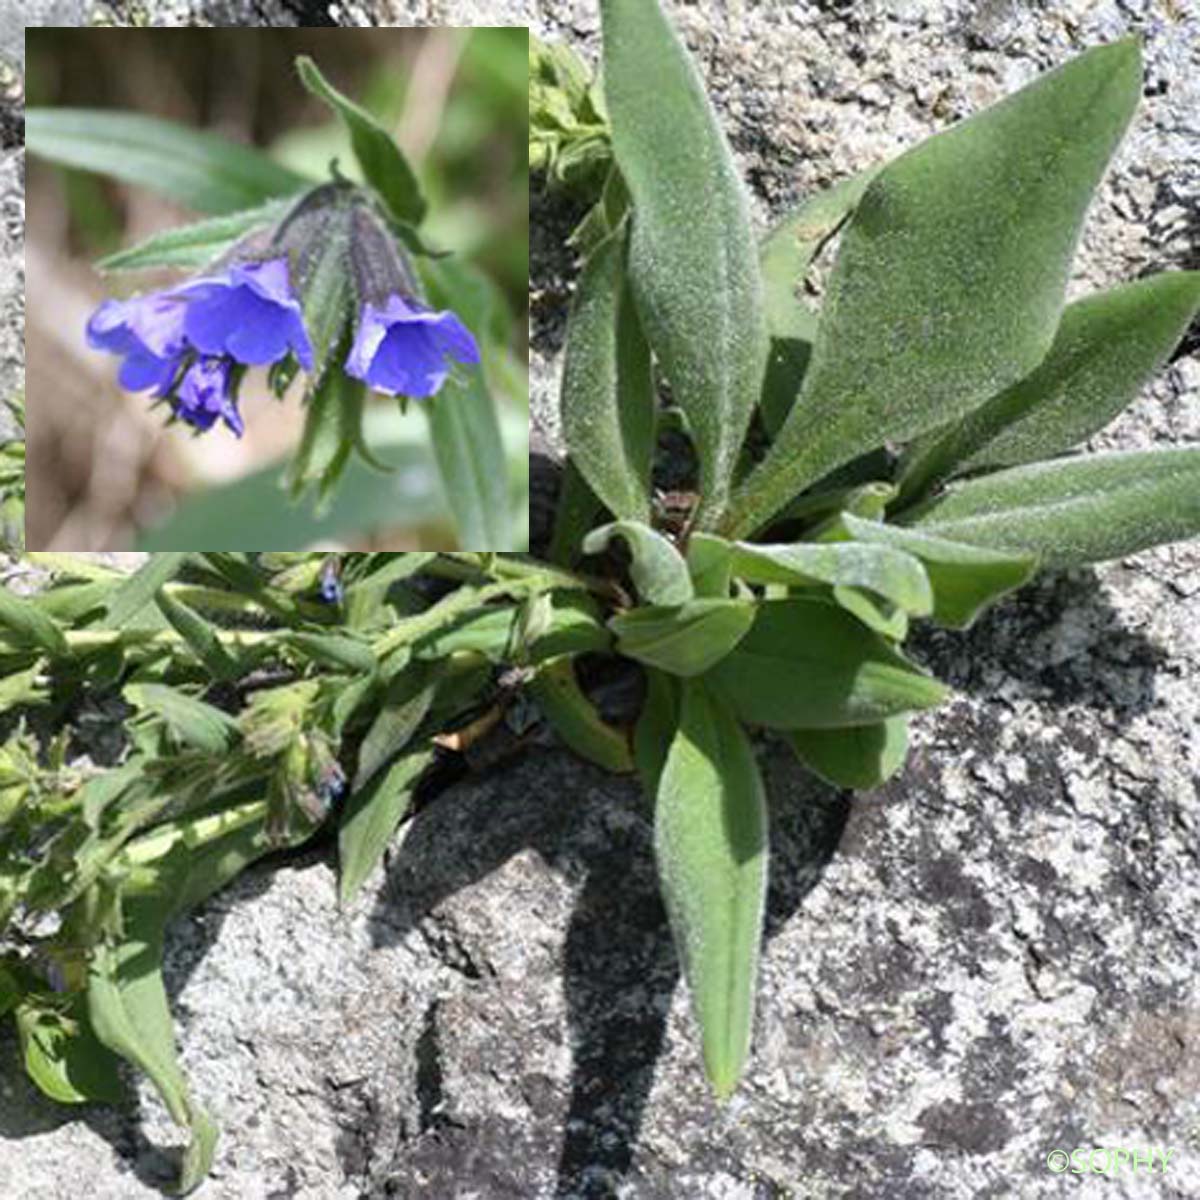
[655,680,766,1098]
[706,597,948,728]
[787,717,909,790]
[582,521,693,606]
[610,598,756,677]
[528,657,634,773]
[727,39,1142,537]
[899,448,1200,566]
[561,227,655,522]
[602,0,769,526]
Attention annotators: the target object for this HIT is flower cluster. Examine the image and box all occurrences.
[87,198,481,438]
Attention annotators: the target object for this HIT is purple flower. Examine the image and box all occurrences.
[85,293,187,394]
[174,357,244,437]
[175,257,314,370]
[344,294,480,398]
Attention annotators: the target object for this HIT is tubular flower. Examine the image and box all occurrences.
[344,295,480,398]
[85,293,187,395]
[174,357,244,437]
[175,258,314,370]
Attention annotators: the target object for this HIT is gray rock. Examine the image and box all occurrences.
[4,3,1200,1200]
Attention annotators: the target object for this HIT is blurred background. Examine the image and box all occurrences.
[25,27,528,550]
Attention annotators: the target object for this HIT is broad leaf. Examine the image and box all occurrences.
[898,271,1200,502]
[610,598,756,677]
[899,448,1200,567]
[295,57,426,226]
[655,680,767,1098]
[730,541,933,617]
[726,39,1142,537]
[686,533,733,598]
[26,108,308,214]
[582,521,693,605]
[706,597,948,728]
[339,745,436,903]
[96,199,292,272]
[787,717,909,790]
[602,0,769,526]
[561,226,655,522]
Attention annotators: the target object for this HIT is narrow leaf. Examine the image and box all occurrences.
[339,745,436,903]
[582,520,693,605]
[26,108,307,214]
[0,587,68,657]
[154,588,239,680]
[706,597,949,728]
[124,683,241,754]
[897,270,1200,502]
[727,39,1143,537]
[528,656,634,774]
[899,448,1200,567]
[602,0,769,526]
[561,226,655,522]
[353,665,435,791]
[101,553,189,629]
[295,56,426,226]
[655,680,767,1098]
[96,199,292,272]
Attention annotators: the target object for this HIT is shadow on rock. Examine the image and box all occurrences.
[365,743,849,1199]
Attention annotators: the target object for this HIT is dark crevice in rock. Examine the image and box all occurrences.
[414,1000,446,1134]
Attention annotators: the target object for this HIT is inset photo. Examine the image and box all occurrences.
[25,27,529,551]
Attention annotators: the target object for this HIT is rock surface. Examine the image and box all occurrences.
[4,3,1200,1200]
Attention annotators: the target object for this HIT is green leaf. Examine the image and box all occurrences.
[726,39,1143,537]
[601,0,769,526]
[898,448,1200,567]
[16,997,124,1106]
[26,108,308,214]
[759,164,881,342]
[829,514,1037,629]
[101,553,189,629]
[285,353,361,508]
[561,226,655,522]
[686,533,733,598]
[634,668,678,795]
[729,541,933,617]
[88,898,220,1195]
[154,588,239,680]
[124,683,241,754]
[896,271,1200,503]
[295,56,426,226]
[706,597,949,728]
[787,717,909,790]
[96,199,292,272]
[610,599,755,677]
[655,679,766,1098]
[0,587,68,657]
[528,656,634,774]
[547,460,604,567]
[338,745,436,903]
[582,521,693,606]
[284,632,376,673]
[419,260,514,550]
[353,665,435,791]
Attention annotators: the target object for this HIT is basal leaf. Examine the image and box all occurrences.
[582,521,693,606]
[655,679,767,1098]
[96,199,292,272]
[727,39,1142,537]
[686,533,734,598]
[787,717,909,790]
[339,745,436,903]
[706,597,948,728]
[729,541,933,617]
[829,514,1037,629]
[528,656,634,774]
[899,448,1200,567]
[26,108,308,214]
[295,56,426,226]
[561,226,655,523]
[896,270,1200,503]
[610,598,756,677]
[602,0,769,526]
[633,667,678,796]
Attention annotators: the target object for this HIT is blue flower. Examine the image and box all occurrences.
[174,357,244,437]
[344,294,480,398]
[85,293,187,394]
[175,257,314,370]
